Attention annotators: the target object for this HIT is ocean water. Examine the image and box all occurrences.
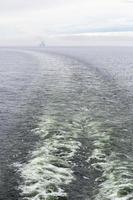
[0,47,133,200]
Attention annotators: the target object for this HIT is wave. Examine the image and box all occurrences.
[12,49,133,200]
[87,121,133,200]
[14,116,81,200]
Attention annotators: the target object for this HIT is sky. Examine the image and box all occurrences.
[0,0,133,46]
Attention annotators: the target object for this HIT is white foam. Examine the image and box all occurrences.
[87,121,133,200]
[14,117,81,200]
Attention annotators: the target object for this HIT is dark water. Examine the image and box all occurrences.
[0,48,133,200]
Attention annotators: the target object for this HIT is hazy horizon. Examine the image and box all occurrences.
[0,0,133,46]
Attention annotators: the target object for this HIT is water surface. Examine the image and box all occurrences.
[0,47,133,200]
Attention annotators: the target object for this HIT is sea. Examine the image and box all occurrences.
[0,46,133,200]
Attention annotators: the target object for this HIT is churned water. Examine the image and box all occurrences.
[0,47,133,200]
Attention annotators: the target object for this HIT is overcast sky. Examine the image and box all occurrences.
[0,0,133,46]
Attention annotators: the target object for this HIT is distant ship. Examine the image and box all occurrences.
[40,41,46,48]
